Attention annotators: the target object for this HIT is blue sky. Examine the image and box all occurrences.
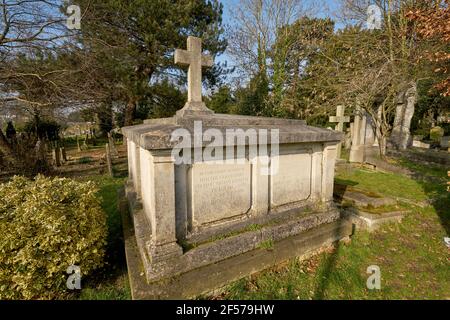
[216,0,344,68]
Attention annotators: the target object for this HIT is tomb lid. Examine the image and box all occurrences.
[122,112,343,150]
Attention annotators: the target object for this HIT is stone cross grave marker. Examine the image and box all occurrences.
[175,36,214,116]
[329,105,350,158]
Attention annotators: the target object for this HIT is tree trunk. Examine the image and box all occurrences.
[124,98,136,126]
[378,135,387,158]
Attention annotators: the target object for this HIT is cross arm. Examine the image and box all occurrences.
[174,49,191,66]
[329,116,350,123]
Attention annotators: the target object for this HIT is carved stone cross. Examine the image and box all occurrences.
[175,36,214,116]
[329,105,350,159]
[329,105,350,132]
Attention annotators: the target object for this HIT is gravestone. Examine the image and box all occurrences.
[390,83,417,149]
[329,105,350,159]
[344,126,352,150]
[121,36,351,298]
[107,132,119,158]
[52,148,61,167]
[440,136,450,149]
[349,106,366,163]
[412,140,431,149]
[105,143,114,177]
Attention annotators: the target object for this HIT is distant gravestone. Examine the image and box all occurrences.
[60,147,67,163]
[440,136,450,149]
[107,132,119,158]
[83,135,88,150]
[105,143,114,177]
[52,148,61,167]
[349,106,366,163]
[412,140,430,149]
[391,83,417,149]
[344,126,352,150]
[76,136,82,152]
[329,105,350,159]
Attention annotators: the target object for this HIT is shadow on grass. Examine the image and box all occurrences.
[402,159,450,236]
[312,201,354,300]
[312,242,341,300]
[333,178,359,205]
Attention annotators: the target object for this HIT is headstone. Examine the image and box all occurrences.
[34,140,46,163]
[121,36,351,297]
[52,148,61,167]
[441,136,450,149]
[76,136,82,152]
[412,140,430,149]
[364,111,376,146]
[349,106,366,163]
[60,147,67,162]
[106,143,114,177]
[391,83,417,149]
[329,105,350,158]
[83,135,88,150]
[344,126,352,150]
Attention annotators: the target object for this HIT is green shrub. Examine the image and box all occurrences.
[0,175,107,299]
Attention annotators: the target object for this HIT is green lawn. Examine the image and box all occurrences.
[221,162,449,300]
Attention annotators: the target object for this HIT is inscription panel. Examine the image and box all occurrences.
[190,162,252,226]
[271,152,312,207]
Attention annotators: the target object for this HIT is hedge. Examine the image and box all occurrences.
[0,175,107,299]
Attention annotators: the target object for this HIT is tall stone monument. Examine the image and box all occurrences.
[329,105,350,159]
[121,36,351,299]
[391,83,417,150]
[349,106,366,163]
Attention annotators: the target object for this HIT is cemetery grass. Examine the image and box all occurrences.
[220,163,449,300]
[74,175,131,300]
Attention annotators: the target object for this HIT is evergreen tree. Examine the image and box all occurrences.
[71,0,227,125]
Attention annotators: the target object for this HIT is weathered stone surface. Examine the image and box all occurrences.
[271,151,312,207]
[391,83,417,150]
[340,190,396,208]
[440,136,450,148]
[413,140,431,149]
[334,183,396,208]
[349,106,366,163]
[329,105,350,159]
[175,36,213,106]
[120,187,352,299]
[190,162,252,226]
[122,114,342,150]
[344,207,408,232]
[126,174,346,281]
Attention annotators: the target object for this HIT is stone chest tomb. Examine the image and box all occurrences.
[121,37,351,298]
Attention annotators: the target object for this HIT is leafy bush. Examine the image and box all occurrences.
[0,175,107,299]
